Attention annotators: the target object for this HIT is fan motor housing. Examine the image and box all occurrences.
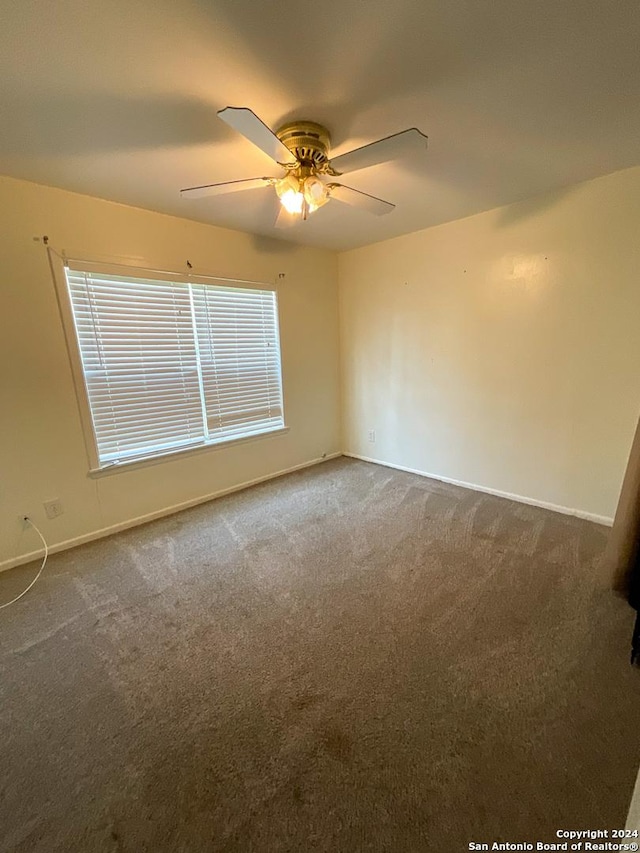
[275,121,331,167]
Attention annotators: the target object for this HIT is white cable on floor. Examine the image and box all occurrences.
[0,518,49,610]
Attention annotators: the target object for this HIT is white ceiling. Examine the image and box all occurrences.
[1,0,639,251]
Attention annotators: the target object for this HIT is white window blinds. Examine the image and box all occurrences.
[191,284,284,442]
[65,268,284,467]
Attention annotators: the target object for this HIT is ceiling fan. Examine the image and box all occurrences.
[180,107,428,227]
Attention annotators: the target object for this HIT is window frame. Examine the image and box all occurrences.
[50,254,288,476]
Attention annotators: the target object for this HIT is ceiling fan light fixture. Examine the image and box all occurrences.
[280,188,304,214]
[303,176,328,213]
[276,174,304,214]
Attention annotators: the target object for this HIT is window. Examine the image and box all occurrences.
[64,265,285,469]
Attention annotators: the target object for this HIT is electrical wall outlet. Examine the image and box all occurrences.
[368,429,376,443]
[44,499,64,520]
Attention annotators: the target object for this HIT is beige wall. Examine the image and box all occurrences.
[339,166,640,523]
[0,176,340,567]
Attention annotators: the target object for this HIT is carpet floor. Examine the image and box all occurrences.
[1,457,639,852]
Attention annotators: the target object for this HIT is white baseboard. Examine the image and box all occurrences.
[0,452,342,573]
[343,452,614,527]
[2,450,612,573]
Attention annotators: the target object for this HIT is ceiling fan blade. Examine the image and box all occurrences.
[328,128,427,175]
[218,107,297,165]
[180,177,274,199]
[328,184,395,216]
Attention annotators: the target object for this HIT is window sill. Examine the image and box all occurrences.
[88,426,290,478]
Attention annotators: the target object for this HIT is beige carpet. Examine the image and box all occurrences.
[1,457,639,852]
